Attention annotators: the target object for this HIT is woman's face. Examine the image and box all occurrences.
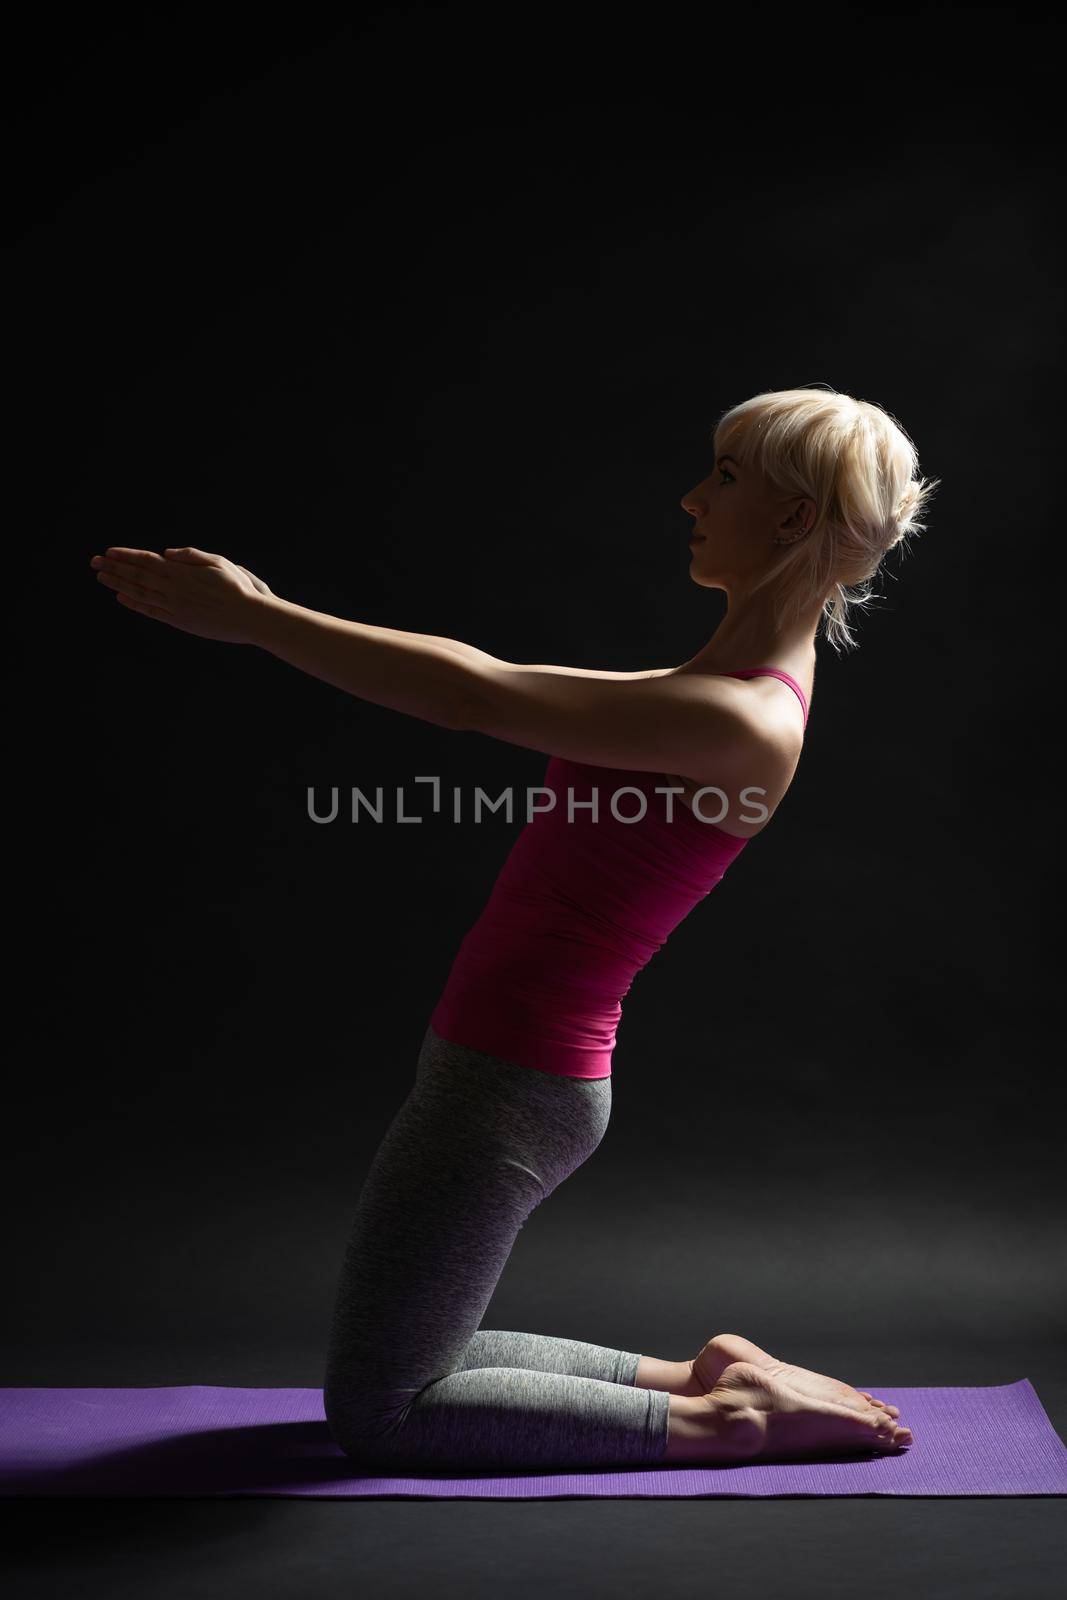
[681,453,814,591]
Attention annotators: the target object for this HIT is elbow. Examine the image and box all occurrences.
[440,663,486,734]
[445,688,484,735]
[436,702,476,734]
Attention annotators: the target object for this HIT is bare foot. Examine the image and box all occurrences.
[706,1360,913,1461]
[692,1332,902,1421]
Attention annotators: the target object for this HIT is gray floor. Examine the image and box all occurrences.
[2,1345,1064,1599]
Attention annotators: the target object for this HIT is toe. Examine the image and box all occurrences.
[863,1408,912,1447]
[859,1392,900,1417]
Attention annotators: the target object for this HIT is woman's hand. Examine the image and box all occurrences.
[89,546,276,644]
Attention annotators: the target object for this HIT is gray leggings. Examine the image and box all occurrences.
[322,1022,672,1472]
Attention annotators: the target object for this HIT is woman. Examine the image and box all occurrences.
[89,385,938,1472]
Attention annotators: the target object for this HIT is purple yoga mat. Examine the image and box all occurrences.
[1,1379,1065,1498]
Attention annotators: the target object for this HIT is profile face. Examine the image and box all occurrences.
[681,453,755,588]
[681,449,814,591]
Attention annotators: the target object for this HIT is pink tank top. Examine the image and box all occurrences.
[429,668,809,1078]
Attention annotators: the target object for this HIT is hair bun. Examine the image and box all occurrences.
[884,483,923,550]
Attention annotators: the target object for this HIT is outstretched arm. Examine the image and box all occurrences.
[89,544,777,779]
[89,544,674,730]
[253,602,765,779]
[252,606,679,733]
[252,594,491,730]
[90,543,493,731]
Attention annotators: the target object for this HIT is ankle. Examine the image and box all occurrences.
[634,1356,703,1397]
[662,1393,755,1465]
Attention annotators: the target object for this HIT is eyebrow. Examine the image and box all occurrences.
[717,454,739,468]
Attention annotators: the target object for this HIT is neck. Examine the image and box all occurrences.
[689,587,822,678]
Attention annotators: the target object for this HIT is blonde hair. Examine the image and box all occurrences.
[712,384,940,652]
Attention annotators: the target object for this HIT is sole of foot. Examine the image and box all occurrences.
[708,1360,913,1461]
[695,1332,903,1421]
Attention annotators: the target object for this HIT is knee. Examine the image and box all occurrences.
[323,1382,412,1468]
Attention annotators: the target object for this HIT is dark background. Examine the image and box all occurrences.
[6,5,1065,1596]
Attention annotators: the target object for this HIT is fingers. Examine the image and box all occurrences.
[93,548,165,562]
[92,560,171,601]
[90,548,206,603]
[88,544,217,563]
[115,590,177,623]
[162,547,219,564]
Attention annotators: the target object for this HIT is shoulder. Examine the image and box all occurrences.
[659,670,805,790]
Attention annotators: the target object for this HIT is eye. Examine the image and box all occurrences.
[718,467,734,485]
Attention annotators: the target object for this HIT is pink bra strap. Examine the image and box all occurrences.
[727,667,809,727]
